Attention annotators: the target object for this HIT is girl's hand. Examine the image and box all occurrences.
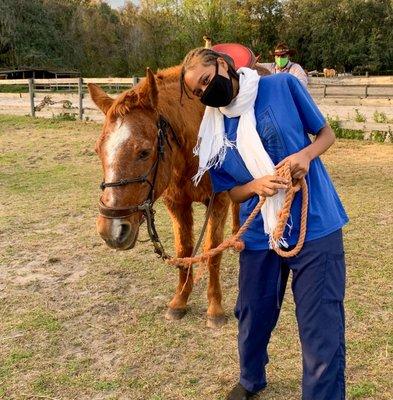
[251,175,289,197]
[276,151,311,180]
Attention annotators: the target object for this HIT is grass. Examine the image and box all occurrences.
[0,115,392,399]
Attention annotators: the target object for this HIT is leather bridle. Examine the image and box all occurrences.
[98,116,181,259]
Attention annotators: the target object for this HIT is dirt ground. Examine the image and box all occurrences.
[0,116,392,400]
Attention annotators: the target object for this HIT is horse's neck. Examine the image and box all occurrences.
[156,79,204,154]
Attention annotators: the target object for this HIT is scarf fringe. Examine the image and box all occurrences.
[192,136,235,186]
[269,235,289,250]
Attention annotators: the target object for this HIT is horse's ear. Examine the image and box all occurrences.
[140,68,158,109]
[88,83,114,115]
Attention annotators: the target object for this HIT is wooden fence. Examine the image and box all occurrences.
[0,77,393,120]
[308,83,393,100]
[0,77,140,119]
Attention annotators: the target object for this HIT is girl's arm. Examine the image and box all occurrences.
[275,124,335,180]
[228,175,289,204]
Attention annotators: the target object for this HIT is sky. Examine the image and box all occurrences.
[106,0,140,8]
[105,0,126,8]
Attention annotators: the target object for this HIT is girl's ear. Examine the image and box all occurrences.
[217,57,229,71]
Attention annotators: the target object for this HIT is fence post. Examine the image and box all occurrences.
[28,78,35,117]
[78,77,83,120]
[323,84,327,98]
[132,76,138,87]
[365,85,368,98]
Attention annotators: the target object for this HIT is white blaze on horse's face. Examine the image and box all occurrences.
[105,118,132,205]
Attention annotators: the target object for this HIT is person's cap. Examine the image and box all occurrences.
[272,43,296,56]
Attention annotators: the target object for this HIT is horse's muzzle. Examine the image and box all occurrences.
[96,216,140,250]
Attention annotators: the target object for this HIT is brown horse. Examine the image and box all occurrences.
[89,66,238,328]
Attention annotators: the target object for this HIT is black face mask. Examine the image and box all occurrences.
[200,61,234,108]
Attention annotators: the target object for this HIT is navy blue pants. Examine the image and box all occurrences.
[235,229,346,399]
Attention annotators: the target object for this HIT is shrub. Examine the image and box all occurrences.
[373,110,388,123]
[52,113,77,121]
[326,115,364,140]
[371,131,387,142]
[354,109,366,123]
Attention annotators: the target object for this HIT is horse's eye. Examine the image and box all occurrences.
[138,150,150,160]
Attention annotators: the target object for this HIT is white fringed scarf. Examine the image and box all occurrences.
[193,67,287,248]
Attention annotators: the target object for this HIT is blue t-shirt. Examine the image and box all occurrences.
[209,73,349,250]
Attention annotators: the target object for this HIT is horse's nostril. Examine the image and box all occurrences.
[118,222,131,243]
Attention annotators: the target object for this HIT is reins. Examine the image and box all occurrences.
[166,162,308,282]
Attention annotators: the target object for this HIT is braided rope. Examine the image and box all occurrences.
[166,162,308,282]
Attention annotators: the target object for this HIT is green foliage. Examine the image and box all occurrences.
[326,115,364,140]
[326,115,342,135]
[370,130,388,142]
[373,110,388,123]
[52,112,77,121]
[0,85,29,93]
[280,0,393,73]
[0,0,393,75]
[354,109,366,123]
[338,129,365,140]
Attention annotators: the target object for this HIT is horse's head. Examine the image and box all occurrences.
[89,69,173,250]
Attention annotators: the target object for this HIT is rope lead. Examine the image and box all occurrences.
[166,162,308,283]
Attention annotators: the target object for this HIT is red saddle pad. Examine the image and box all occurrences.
[211,43,256,70]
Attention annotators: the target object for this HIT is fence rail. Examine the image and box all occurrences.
[308,83,393,99]
[0,77,140,85]
[338,120,393,132]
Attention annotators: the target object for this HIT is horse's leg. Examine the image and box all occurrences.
[164,199,194,321]
[204,193,230,329]
[231,201,240,234]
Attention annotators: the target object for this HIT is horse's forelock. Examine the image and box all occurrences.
[106,89,141,121]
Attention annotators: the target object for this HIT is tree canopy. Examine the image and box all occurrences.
[0,0,392,76]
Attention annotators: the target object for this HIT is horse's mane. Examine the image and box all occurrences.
[156,65,182,84]
[107,65,183,121]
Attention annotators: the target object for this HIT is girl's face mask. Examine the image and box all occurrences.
[275,56,289,68]
[200,61,233,108]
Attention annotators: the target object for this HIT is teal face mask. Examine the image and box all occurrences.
[275,56,289,68]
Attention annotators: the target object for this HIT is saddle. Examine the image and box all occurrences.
[211,43,256,69]
[211,43,268,76]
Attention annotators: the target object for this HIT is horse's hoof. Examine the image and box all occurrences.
[165,307,187,321]
[206,314,228,329]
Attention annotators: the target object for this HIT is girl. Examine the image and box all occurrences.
[180,47,348,400]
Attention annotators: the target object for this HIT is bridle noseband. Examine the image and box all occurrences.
[98,116,180,259]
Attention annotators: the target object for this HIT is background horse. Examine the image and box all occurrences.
[323,68,336,78]
[89,66,238,328]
